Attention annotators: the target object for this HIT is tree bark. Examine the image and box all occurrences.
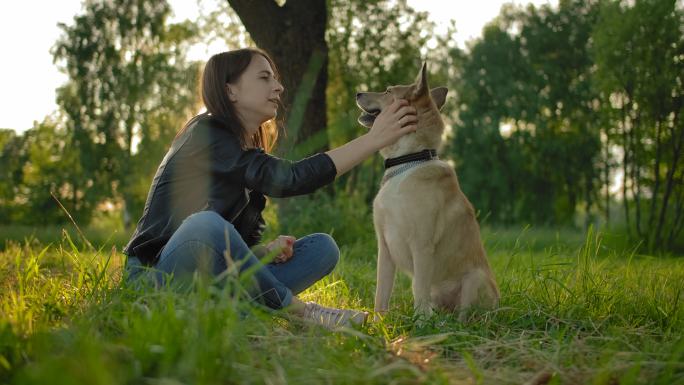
[226,0,329,155]
[621,98,632,237]
[631,105,643,238]
[648,119,662,236]
[604,129,610,224]
[658,108,684,248]
[669,181,684,246]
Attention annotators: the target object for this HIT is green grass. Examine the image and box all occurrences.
[0,220,130,253]
[1,214,683,384]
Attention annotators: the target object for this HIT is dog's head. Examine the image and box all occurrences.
[355,62,448,129]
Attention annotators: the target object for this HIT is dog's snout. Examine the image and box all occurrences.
[356,92,362,100]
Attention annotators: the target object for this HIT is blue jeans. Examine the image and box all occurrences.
[125,211,339,309]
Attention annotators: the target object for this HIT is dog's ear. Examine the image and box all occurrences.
[413,62,429,97]
[430,87,448,110]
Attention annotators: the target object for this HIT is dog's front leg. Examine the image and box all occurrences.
[374,234,395,321]
[411,247,435,320]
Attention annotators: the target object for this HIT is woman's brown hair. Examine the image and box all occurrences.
[179,48,282,152]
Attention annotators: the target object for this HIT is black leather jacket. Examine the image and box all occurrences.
[123,114,337,265]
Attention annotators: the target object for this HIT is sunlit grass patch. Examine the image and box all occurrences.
[1,225,683,384]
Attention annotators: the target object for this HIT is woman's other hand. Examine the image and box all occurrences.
[265,235,296,263]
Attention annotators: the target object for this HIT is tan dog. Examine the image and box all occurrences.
[356,63,500,320]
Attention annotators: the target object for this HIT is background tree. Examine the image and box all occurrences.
[52,0,202,227]
[447,0,602,226]
[19,116,82,225]
[592,0,684,250]
[0,129,28,223]
[0,116,84,225]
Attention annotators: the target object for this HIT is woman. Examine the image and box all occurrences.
[123,48,417,329]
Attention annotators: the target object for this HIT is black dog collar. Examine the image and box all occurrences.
[384,149,438,169]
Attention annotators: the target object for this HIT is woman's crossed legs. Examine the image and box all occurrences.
[125,210,339,310]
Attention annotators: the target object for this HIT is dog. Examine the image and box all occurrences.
[356,62,500,321]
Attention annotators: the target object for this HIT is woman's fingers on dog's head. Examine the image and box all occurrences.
[389,98,410,113]
[395,104,417,119]
[399,112,418,126]
[401,122,418,134]
[399,115,418,136]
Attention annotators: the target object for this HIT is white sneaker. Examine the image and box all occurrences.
[303,301,368,329]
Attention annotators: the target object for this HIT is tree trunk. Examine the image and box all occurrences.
[631,106,643,238]
[226,0,329,155]
[669,182,684,246]
[648,119,663,236]
[621,99,632,237]
[658,109,684,249]
[604,130,610,225]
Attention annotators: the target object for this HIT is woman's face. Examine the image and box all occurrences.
[227,54,284,134]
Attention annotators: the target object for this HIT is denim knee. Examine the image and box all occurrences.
[310,233,339,275]
[182,210,238,247]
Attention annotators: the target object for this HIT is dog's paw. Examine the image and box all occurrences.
[412,313,433,329]
[414,304,434,318]
[412,305,435,328]
[373,310,388,323]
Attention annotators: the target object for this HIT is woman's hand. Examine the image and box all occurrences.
[265,235,296,264]
[367,99,418,149]
[324,99,417,177]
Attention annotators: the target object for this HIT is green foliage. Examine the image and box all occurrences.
[50,0,202,226]
[17,117,82,225]
[0,117,88,225]
[442,0,683,252]
[272,189,376,249]
[447,0,602,226]
[592,0,684,250]
[194,0,252,49]
[0,129,27,223]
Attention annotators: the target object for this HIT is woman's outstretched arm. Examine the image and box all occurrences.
[236,99,417,197]
[325,99,417,177]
